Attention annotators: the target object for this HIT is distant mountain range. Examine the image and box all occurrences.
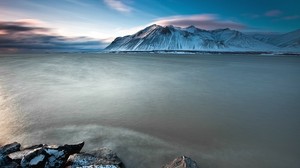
[105,24,300,52]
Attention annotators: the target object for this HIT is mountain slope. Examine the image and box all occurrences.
[105,24,279,52]
[266,29,300,48]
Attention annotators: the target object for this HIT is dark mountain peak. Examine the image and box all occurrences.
[212,28,232,32]
[161,26,172,34]
[184,25,201,33]
[165,25,175,28]
[186,25,197,29]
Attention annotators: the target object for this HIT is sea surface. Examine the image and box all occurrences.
[0,53,299,168]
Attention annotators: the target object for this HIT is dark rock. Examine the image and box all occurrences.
[66,147,124,168]
[0,155,12,166]
[61,142,85,154]
[162,156,199,168]
[0,142,21,155]
[20,142,84,168]
[0,156,20,168]
[8,149,35,165]
[20,148,47,168]
[0,142,21,167]
[8,144,47,164]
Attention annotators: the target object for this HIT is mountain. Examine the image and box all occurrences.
[105,24,285,52]
[247,32,281,43]
[265,29,300,48]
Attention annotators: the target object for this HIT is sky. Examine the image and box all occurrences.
[1,0,300,51]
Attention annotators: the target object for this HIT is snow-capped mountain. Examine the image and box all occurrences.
[105,24,287,52]
[265,29,300,48]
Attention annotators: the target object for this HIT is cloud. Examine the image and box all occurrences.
[0,21,48,34]
[265,10,282,17]
[152,14,247,30]
[0,21,106,52]
[281,15,300,20]
[103,0,132,13]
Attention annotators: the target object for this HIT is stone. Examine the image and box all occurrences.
[0,142,21,155]
[9,149,36,165]
[0,142,21,167]
[20,142,84,168]
[162,156,199,168]
[20,148,47,168]
[9,144,47,164]
[66,147,124,168]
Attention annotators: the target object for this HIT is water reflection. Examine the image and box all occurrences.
[0,84,24,145]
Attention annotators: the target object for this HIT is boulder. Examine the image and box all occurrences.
[9,144,47,164]
[0,142,21,167]
[0,142,21,155]
[20,142,84,168]
[162,156,199,168]
[66,147,124,168]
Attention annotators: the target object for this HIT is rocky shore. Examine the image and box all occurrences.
[0,142,199,168]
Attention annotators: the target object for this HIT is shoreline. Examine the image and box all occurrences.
[0,142,199,168]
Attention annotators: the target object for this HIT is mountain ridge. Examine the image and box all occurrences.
[105,24,300,52]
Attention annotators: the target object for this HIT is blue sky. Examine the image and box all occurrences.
[0,0,299,51]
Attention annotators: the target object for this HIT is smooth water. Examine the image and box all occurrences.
[0,53,299,168]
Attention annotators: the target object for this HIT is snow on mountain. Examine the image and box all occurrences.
[105,24,298,52]
[247,32,281,43]
[266,29,300,48]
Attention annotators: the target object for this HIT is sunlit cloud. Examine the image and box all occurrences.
[103,0,132,13]
[15,19,46,26]
[152,14,246,30]
[0,30,6,35]
[265,10,282,17]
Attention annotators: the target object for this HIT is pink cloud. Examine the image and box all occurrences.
[15,19,45,26]
[265,10,282,17]
[0,30,6,35]
[153,14,246,30]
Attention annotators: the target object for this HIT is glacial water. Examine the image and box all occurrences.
[0,53,299,168]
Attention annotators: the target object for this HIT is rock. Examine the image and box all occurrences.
[20,142,84,168]
[162,156,199,168]
[0,156,20,168]
[20,148,47,168]
[9,149,34,165]
[23,144,47,150]
[0,142,21,155]
[9,144,47,164]
[66,147,124,168]
[0,142,21,167]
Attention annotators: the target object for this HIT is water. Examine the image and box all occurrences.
[0,53,299,168]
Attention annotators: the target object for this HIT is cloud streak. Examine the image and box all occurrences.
[153,14,246,30]
[282,15,300,20]
[0,21,105,52]
[103,0,132,13]
[265,10,282,17]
